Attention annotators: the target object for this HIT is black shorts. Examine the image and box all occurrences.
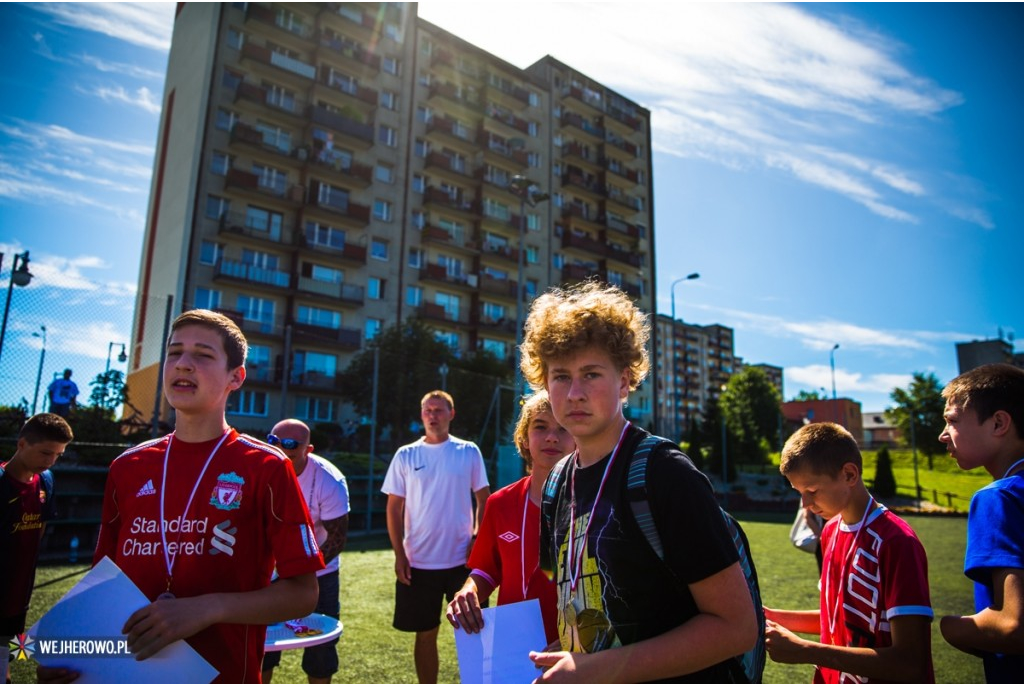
[393,565,469,633]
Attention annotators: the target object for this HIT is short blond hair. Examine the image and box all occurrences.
[513,391,555,469]
[520,280,649,391]
[780,422,862,477]
[421,389,454,411]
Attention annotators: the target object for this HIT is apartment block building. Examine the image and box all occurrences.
[653,314,784,439]
[129,2,655,430]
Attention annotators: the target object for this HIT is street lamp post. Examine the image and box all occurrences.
[104,341,128,410]
[910,411,921,511]
[830,343,840,423]
[720,384,728,490]
[510,174,548,432]
[669,273,700,439]
[439,362,449,392]
[32,325,46,414]
[0,250,34,367]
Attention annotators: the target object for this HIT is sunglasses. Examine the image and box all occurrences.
[267,434,301,450]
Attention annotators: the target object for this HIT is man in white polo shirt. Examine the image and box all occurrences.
[382,390,490,684]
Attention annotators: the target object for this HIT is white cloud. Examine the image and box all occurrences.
[88,85,162,114]
[30,3,175,52]
[79,53,163,81]
[786,364,911,395]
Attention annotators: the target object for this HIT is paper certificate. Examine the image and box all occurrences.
[27,556,218,683]
[454,599,547,684]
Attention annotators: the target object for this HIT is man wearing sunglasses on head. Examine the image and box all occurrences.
[262,419,350,684]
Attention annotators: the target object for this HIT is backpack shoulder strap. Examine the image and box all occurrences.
[539,454,573,573]
[41,469,55,500]
[626,434,673,561]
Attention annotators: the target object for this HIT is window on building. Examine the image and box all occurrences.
[368,276,385,299]
[373,199,393,222]
[380,89,399,110]
[206,195,230,220]
[210,151,230,176]
[294,350,337,382]
[382,56,400,75]
[241,248,279,271]
[411,210,425,229]
[481,338,507,359]
[482,302,506,322]
[527,152,541,168]
[245,206,283,235]
[228,389,268,417]
[222,68,242,90]
[435,330,459,350]
[306,263,343,283]
[412,174,425,193]
[416,106,431,124]
[256,122,291,153]
[227,28,243,50]
[408,248,425,269]
[435,291,460,320]
[266,83,296,112]
[526,246,539,265]
[238,295,275,333]
[215,108,237,131]
[252,163,287,195]
[295,396,334,422]
[438,254,463,279]
[414,138,429,158]
[371,238,389,260]
[199,240,223,266]
[365,318,383,341]
[305,221,346,250]
[375,163,394,184]
[378,125,397,147]
[297,305,341,329]
[527,213,541,231]
[246,345,271,382]
[194,287,221,310]
[528,121,538,137]
[406,286,422,308]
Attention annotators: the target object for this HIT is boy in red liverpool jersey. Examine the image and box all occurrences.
[765,422,934,683]
[93,309,323,683]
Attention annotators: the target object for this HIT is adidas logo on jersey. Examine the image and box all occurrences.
[136,479,156,497]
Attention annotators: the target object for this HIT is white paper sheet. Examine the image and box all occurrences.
[454,598,547,684]
[28,556,218,683]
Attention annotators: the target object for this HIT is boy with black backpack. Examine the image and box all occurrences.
[522,281,761,682]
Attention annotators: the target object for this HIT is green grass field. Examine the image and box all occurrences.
[14,514,986,684]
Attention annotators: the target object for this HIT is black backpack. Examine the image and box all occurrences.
[543,434,766,683]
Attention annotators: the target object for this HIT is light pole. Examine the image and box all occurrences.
[32,325,46,414]
[910,410,921,511]
[510,174,548,432]
[669,272,700,439]
[829,343,840,423]
[439,362,449,392]
[0,250,34,367]
[720,384,728,489]
[105,341,128,410]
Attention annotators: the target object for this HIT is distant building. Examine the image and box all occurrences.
[862,412,900,449]
[956,338,1014,373]
[748,362,784,399]
[782,398,864,444]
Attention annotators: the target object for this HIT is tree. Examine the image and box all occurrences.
[872,446,897,498]
[337,319,513,454]
[720,367,782,468]
[885,372,946,469]
[89,369,127,412]
[793,389,824,401]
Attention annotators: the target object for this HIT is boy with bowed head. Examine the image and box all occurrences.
[765,422,934,683]
[93,309,323,683]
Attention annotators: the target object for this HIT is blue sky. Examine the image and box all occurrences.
[0,2,1021,415]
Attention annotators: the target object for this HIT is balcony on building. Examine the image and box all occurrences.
[225,168,306,206]
[316,70,379,110]
[306,143,373,188]
[599,209,641,240]
[601,107,644,134]
[420,263,476,293]
[417,301,466,325]
[561,166,604,200]
[563,84,605,115]
[478,237,520,265]
[234,81,305,122]
[605,187,644,214]
[424,151,476,183]
[600,161,641,187]
[213,257,291,290]
[291,321,362,350]
[484,102,531,136]
[601,136,639,160]
[241,42,317,82]
[289,370,341,391]
[245,4,314,47]
[307,180,371,225]
[483,73,532,111]
[229,122,293,161]
[470,309,516,335]
[296,229,368,265]
[601,243,643,268]
[561,262,594,282]
[561,227,607,258]
[477,129,530,167]
[426,116,477,153]
[423,186,477,219]
[428,81,484,116]
[479,273,518,300]
[316,30,381,75]
[308,104,374,149]
[217,210,292,245]
[421,223,477,253]
[562,141,600,171]
[296,277,366,306]
[561,112,605,143]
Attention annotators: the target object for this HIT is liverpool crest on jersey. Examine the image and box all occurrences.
[210,472,244,511]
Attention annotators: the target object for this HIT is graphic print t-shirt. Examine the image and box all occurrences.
[541,426,739,682]
[1,466,57,622]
